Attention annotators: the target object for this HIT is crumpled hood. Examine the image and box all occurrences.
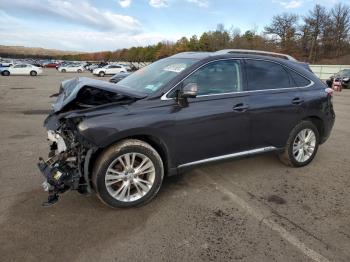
[52,77,146,113]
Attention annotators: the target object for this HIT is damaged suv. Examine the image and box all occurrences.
[38,50,335,208]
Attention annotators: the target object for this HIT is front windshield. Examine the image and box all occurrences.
[117,58,198,94]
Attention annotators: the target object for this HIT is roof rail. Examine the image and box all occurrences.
[214,49,297,61]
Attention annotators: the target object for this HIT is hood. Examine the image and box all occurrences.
[52,77,146,113]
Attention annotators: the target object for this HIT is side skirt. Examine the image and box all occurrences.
[178,146,278,169]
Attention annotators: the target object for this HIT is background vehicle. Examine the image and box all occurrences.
[43,62,59,68]
[93,64,127,77]
[0,59,13,67]
[38,50,335,208]
[58,64,84,73]
[326,69,350,89]
[1,64,42,76]
[109,72,131,83]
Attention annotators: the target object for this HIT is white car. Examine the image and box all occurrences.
[93,64,127,77]
[58,65,84,73]
[1,64,42,76]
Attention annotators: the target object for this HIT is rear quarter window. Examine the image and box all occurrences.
[288,70,311,87]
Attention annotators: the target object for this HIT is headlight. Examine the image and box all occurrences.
[47,131,67,153]
[78,121,89,132]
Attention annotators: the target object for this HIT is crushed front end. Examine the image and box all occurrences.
[38,114,96,206]
[37,77,144,206]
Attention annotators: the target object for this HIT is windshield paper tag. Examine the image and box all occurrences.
[164,64,187,73]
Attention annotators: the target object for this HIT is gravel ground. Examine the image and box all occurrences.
[0,69,349,262]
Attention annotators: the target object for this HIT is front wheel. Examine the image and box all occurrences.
[77,69,82,73]
[61,69,66,73]
[92,139,164,208]
[279,121,319,167]
[2,70,10,76]
[30,70,37,76]
[98,71,105,77]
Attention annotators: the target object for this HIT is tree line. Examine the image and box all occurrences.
[63,3,350,63]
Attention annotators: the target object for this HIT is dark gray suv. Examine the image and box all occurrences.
[38,50,335,208]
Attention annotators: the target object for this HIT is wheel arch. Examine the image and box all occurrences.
[89,134,172,179]
[302,116,324,141]
[2,70,10,75]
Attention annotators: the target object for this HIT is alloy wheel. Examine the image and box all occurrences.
[105,153,155,202]
[292,128,316,163]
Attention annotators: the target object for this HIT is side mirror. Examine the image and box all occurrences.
[181,82,198,98]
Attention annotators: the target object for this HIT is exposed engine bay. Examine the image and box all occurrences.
[38,115,96,206]
[37,77,143,206]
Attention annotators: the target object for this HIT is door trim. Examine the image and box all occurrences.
[178,146,277,168]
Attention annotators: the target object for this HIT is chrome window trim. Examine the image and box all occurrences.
[178,146,277,168]
[160,58,314,101]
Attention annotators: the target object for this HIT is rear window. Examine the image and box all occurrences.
[288,70,311,87]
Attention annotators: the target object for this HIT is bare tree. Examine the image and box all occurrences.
[331,3,350,56]
[264,13,299,50]
[303,5,328,62]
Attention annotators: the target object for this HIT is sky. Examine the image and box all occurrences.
[0,0,348,52]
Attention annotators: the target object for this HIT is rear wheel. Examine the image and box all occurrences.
[30,70,37,76]
[98,71,105,77]
[77,69,82,73]
[2,70,10,76]
[92,139,164,208]
[279,121,319,167]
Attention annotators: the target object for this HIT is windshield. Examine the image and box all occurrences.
[117,58,198,94]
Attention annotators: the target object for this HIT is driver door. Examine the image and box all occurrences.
[12,65,25,75]
[172,59,251,166]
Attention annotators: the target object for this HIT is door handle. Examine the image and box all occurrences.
[233,103,249,112]
[292,97,304,105]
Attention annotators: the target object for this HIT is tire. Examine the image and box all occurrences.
[279,121,320,167]
[61,69,66,73]
[92,139,164,208]
[30,71,37,76]
[77,69,82,73]
[2,70,10,76]
[98,71,105,77]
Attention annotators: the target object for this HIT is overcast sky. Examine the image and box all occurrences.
[0,0,347,52]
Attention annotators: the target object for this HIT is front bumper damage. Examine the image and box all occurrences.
[37,118,96,206]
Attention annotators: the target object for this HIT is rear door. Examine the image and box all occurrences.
[245,59,303,148]
[173,59,252,166]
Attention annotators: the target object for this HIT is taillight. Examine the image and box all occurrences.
[325,88,334,97]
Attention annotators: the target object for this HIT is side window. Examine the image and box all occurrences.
[288,70,311,87]
[183,60,242,96]
[245,60,291,90]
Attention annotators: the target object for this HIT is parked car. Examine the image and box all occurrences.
[58,64,84,73]
[0,59,13,67]
[93,64,127,77]
[326,69,350,89]
[38,50,335,208]
[1,64,42,76]
[109,72,131,83]
[87,64,99,72]
[44,62,59,68]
